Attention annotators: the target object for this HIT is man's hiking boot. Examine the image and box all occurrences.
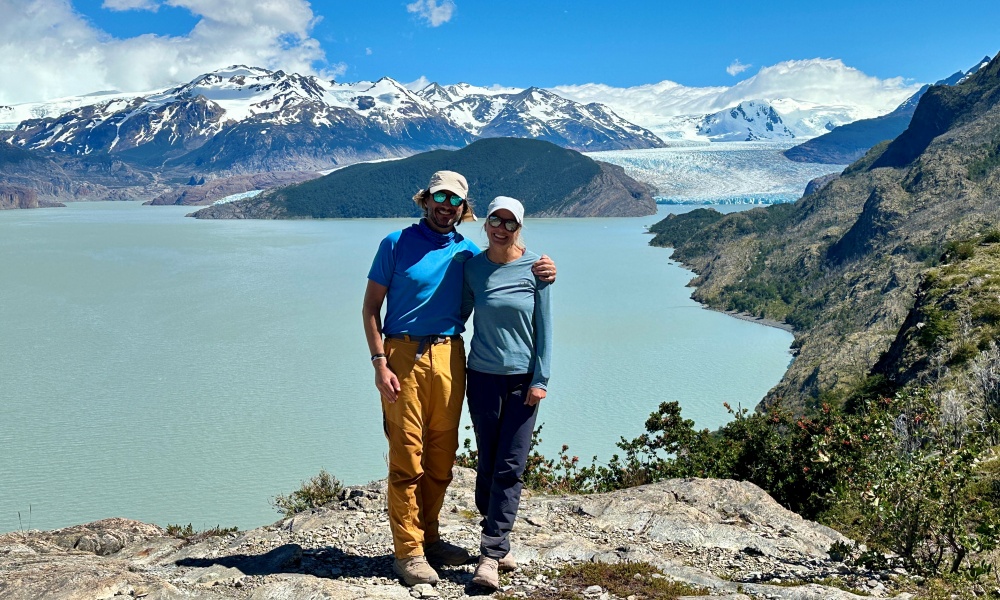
[393,556,439,586]
[472,555,500,590]
[424,538,472,566]
[498,553,517,572]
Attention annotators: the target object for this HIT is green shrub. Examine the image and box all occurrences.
[982,229,1000,244]
[272,469,344,516]
[942,240,976,262]
[968,139,1000,182]
[918,307,954,348]
[165,523,238,541]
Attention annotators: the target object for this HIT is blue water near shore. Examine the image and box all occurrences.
[0,202,792,534]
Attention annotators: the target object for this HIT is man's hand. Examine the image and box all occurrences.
[526,387,546,406]
[531,254,557,283]
[375,361,401,403]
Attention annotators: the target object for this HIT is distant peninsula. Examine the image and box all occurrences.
[189,138,657,220]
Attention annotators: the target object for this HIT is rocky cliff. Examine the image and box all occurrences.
[0,468,919,600]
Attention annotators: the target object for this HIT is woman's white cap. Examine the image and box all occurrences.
[486,196,524,224]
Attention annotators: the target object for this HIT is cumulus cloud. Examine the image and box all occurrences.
[726,59,751,76]
[406,0,455,27]
[0,0,335,104]
[552,58,924,133]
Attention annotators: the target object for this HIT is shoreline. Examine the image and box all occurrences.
[716,308,794,333]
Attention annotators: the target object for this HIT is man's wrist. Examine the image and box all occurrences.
[371,353,387,366]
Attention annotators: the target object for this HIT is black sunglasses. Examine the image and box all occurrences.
[431,191,464,207]
[487,215,520,232]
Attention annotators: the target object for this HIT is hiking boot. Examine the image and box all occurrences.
[498,553,517,572]
[392,556,439,586]
[472,555,499,590]
[423,538,472,566]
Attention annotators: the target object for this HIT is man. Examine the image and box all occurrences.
[362,171,555,586]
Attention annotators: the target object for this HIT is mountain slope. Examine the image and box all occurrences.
[190,138,656,220]
[647,51,1000,411]
[0,143,156,206]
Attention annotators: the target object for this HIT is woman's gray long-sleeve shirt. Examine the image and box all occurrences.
[461,249,552,389]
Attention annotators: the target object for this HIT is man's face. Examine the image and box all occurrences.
[423,190,462,233]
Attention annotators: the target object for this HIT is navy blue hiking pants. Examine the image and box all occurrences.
[466,369,539,559]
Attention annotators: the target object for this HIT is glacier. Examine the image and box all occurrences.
[588,142,847,204]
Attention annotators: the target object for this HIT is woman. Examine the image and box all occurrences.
[461,196,553,589]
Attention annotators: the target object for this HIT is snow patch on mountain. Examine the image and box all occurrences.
[697,100,795,142]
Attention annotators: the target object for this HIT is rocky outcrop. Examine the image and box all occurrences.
[148,171,322,206]
[534,162,656,217]
[0,184,39,209]
[0,469,917,599]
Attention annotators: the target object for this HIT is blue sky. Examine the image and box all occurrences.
[1,0,998,104]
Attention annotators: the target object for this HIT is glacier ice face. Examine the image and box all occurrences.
[588,142,847,204]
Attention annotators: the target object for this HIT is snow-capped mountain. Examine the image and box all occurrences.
[697,100,795,142]
[2,66,473,171]
[416,84,664,150]
[0,66,665,174]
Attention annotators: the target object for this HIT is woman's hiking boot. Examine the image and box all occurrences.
[498,553,517,572]
[472,555,500,590]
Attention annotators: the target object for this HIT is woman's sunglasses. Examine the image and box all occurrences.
[431,191,464,207]
[487,215,520,232]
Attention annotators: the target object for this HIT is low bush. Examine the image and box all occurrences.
[271,469,344,516]
[165,523,238,541]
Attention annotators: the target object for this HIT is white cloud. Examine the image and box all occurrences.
[403,75,431,91]
[726,59,751,76]
[102,0,159,11]
[0,0,335,104]
[406,0,455,27]
[365,47,372,56]
[552,58,924,135]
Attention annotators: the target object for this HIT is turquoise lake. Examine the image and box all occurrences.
[0,202,793,534]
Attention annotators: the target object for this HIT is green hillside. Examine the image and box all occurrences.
[209,137,653,219]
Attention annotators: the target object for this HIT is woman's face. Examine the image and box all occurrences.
[486,208,520,250]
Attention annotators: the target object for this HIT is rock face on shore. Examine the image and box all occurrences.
[0,469,915,600]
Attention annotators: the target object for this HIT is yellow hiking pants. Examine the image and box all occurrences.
[382,336,465,559]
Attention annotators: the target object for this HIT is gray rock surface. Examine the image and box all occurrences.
[0,468,915,599]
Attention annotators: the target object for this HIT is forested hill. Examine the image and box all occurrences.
[648,51,1000,412]
[190,138,656,219]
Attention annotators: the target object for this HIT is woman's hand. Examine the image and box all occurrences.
[375,362,401,403]
[531,255,556,283]
[526,387,546,406]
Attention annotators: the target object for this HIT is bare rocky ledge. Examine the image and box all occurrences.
[0,468,917,600]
